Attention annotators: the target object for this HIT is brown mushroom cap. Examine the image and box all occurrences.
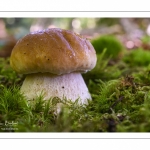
[10,28,97,75]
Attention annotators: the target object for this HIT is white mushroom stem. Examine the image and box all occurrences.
[20,72,91,104]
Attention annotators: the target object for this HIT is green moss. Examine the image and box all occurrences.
[123,48,150,66]
[1,74,150,132]
[83,49,123,84]
[1,44,150,132]
[91,35,124,59]
[141,35,150,44]
[0,58,24,87]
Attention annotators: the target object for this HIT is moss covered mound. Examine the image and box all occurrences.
[91,35,124,59]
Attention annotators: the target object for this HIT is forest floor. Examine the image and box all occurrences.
[1,34,150,132]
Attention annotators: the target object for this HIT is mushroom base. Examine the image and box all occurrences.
[20,72,91,104]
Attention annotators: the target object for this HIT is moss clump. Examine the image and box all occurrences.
[123,48,150,67]
[91,35,124,59]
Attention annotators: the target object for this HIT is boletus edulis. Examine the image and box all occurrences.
[10,28,97,105]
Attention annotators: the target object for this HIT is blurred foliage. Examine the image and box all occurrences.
[1,18,149,39]
[141,35,150,44]
[0,18,97,38]
[123,48,150,67]
[96,18,120,26]
[3,18,33,28]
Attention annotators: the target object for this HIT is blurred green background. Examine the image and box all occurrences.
[0,18,149,38]
[0,18,150,57]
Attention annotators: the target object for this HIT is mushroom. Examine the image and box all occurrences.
[10,28,97,104]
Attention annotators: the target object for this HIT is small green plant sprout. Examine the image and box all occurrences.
[10,28,97,105]
[91,35,124,59]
